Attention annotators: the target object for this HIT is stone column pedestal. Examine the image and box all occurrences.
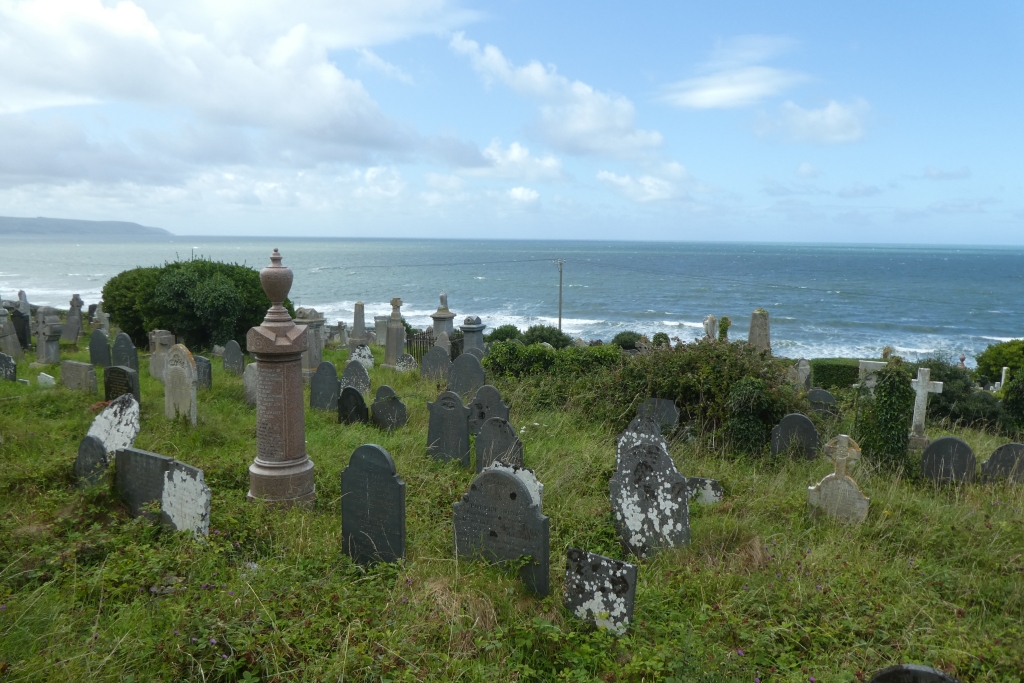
[384,298,405,367]
[430,293,455,337]
[460,316,486,353]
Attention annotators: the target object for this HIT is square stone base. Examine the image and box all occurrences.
[908,435,930,451]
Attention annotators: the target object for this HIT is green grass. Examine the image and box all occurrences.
[1,342,1022,682]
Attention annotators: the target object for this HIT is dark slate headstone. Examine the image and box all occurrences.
[420,344,452,382]
[464,346,485,361]
[468,384,510,435]
[74,435,108,486]
[341,360,371,394]
[637,398,679,435]
[624,416,663,440]
[89,329,111,368]
[981,443,1024,483]
[371,385,407,431]
[338,385,369,425]
[922,436,976,484]
[563,548,637,635]
[111,332,138,372]
[222,339,243,376]
[454,466,550,596]
[105,365,140,403]
[12,309,31,349]
[310,361,340,411]
[808,387,838,416]
[116,447,173,519]
[0,352,14,382]
[194,355,212,390]
[448,353,486,396]
[341,444,406,564]
[770,413,820,459]
[476,417,524,472]
[868,664,963,683]
[427,390,471,466]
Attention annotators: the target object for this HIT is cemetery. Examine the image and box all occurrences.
[0,257,1022,682]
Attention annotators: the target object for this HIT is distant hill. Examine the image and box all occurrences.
[0,216,172,237]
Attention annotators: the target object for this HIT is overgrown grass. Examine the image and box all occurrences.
[0,342,1022,682]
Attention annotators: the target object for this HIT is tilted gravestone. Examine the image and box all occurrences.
[786,358,812,391]
[115,447,210,536]
[338,385,369,425]
[808,435,870,524]
[61,360,97,394]
[427,390,471,466]
[222,339,244,376]
[104,365,140,403]
[922,436,976,484]
[89,329,111,368]
[310,361,340,411]
[0,352,16,382]
[420,344,452,382]
[243,363,258,406]
[341,359,371,394]
[808,387,837,416]
[350,344,374,370]
[74,435,109,486]
[770,413,820,459]
[371,385,407,431]
[164,344,197,425]
[981,443,1024,484]
[476,417,524,472]
[563,548,638,636]
[685,477,724,504]
[868,664,963,683]
[637,398,679,435]
[341,444,406,564]
[0,307,22,360]
[87,393,140,454]
[112,333,139,372]
[194,355,212,390]
[468,384,510,435]
[38,372,55,386]
[454,465,549,596]
[448,353,486,396]
[395,353,418,373]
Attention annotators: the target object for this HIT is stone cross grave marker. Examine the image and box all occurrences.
[427,390,471,466]
[868,664,964,683]
[808,387,837,416]
[61,360,97,394]
[341,359,370,394]
[310,360,340,411]
[164,344,197,425]
[350,344,374,370]
[0,307,23,360]
[563,548,638,636]
[61,293,84,342]
[38,315,62,364]
[112,332,139,372]
[115,447,210,536]
[74,435,109,487]
[981,443,1024,484]
[194,355,212,390]
[808,435,870,524]
[87,393,140,454]
[637,397,679,435]
[371,385,407,431]
[476,417,524,472]
[448,352,486,396]
[104,365,140,403]
[468,384,510,435]
[454,465,550,596]
[420,344,451,381]
[243,363,258,406]
[148,330,174,380]
[748,308,771,354]
[922,436,976,484]
[395,353,418,373]
[0,352,16,382]
[341,444,406,565]
[909,367,943,450]
[770,413,820,459]
[222,339,244,376]
[338,385,369,424]
[89,329,110,368]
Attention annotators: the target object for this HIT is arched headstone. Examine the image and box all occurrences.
[808,435,869,524]
[808,387,837,416]
[341,444,405,565]
[74,435,109,487]
[341,360,371,394]
[222,340,243,376]
[868,664,963,683]
[112,332,139,372]
[448,353,486,396]
[637,398,679,435]
[476,417,524,472]
[164,344,197,425]
[310,361,340,411]
[89,329,111,368]
[468,384,510,435]
[395,353,418,373]
[770,413,819,459]
[420,345,452,382]
[922,436,976,484]
[427,390,471,466]
[371,385,407,431]
[563,548,637,635]
[981,443,1024,483]
[338,385,369,425]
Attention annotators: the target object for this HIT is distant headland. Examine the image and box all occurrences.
[0,216,172,237]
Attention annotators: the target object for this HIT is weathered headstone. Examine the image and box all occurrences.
[148,329,174,380]
[454,465,550,595]
[427,390,471,466]
[164,344,197,425]
[350,344,374,370]
[475,417,524,472]
[37,315,62,364]
[0,307,23,360]
[448,352,486,396]
[116,447,173,519]
[808,387,838,416]
[194,355,212,390]
[341,359,371,394]
[808,435,870,524]
[430,292,456,337]
[371,385,407,431]
[112,332,139,372]
[104,365,139,403]
[465,346,485,362]
[341,444,406,564]
[637,397,679,435]
[87,393,140,453]
[243,362,258,406]
[460,315,486,354]
[909,367,943,450]
[868,664,964,683]
[89,329,111,368]
[434,331,451,353]
[685,477,724,504]
[786,359,812,391]
[348,301,369,352]
[115,447,210,536]
[563,548,637,635]
[770,413,820,459]
[338,385,369,424]
[922,436,976,484]
[468,384,510,435]
[395,353,418,373]
[74,435,108,486]
[37,372,55,386]
[858,360,887,390]
[420,344,452,381]
[981,443,1024,484]
[222,339,244,376]
[310,361,340,411]
[61,293,84,342]
[12,292,31,349]
[294,307,325,378]
[702,314,717,340]
[748,308,770,354]
[60,360,97,394]
[382,299,405,367]
[0,352,15,382]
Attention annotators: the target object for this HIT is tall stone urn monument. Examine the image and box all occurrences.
[246,249,316,507]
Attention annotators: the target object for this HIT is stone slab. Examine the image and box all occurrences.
[87,393,140,453]
[475,416,524,472]
[341,444,406,564]
[427,390,471,466]
[371,385,407,431]
[243,362,258,406]
[341,359,371,394]
[104,365,140,403]
[61,360,97,394]
[0,353,15,382]
[194,355,212,390]
[222,339,244,375]
[74,435,109,487]
[116,447,174,519]
[563,548,637,635]
[310,361,340,411]
[89,329,111,368]
[395,353,418,373]
[338,385,369,424]
[38,372,55,386]
[770,413,820,460]
[468,384,510,435]
[981,443,1024,483]
[161,461,211,536]
[922,436,976,484]
[448,353,486,396]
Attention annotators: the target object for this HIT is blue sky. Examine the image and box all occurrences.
[0,0,1021,242]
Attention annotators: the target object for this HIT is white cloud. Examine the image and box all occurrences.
[425,172,464,191]
[450,32,661,157]
[507,186,538,203]
[597,167,683,203]
[922,166,971,180]
[352,166,404,198]
[797,162,820,178]
[837,182,881,198]
[463,140,562,180]
[759,99,870,144]
[357,48,414,84]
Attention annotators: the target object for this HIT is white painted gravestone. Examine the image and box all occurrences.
[909,367,943,450]
[116,447,210,536]
[164,344,197,425]
[87,393,140,454]
[563,548,637,636]
[808,435,870,524]
[341,444,406,565]
[350,344,374,370]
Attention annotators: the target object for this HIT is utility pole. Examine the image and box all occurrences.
[554,259,565,331]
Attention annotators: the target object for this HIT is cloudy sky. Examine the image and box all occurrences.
[1,1,1021,242]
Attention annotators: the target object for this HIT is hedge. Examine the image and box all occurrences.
[809,358,860,390]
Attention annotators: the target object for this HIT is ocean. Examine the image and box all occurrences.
[3,237,1022,365]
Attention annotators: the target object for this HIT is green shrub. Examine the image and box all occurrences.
[521,324,572,349]
[859,359,914,471]
[724,377,779,455]
[486,324,523,343]
[652,332,670,347]
[611,330,641,350]
[1002,371,1024,429]
[810,358,860,390]
[100,266,161,347]
[718,317,731,342]
[916,358,1006,430]
[484,341,622,379]
[975,340,1024,383]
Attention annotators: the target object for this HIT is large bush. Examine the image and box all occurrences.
[724,377,783,455]
[975,340,1024,383]
[611,330,641,350]
[486,324,523,343]
[916,358,1007,430]
[1002,371,1024,430]
[521,324,572,349]
[484,341,623,379]
[858,359,914,471]
[809,358,860,390]
[103,259,291,350]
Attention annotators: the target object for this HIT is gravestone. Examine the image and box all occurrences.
[448,353,486,396]
[685,477,724,504]
[454,465,550,595]
[475,417,524,472]
[748,308,770,354]
[38,372,55,386]
[164,344,197,425]
[12,294,31,349]
[294,307,325,377]
[348,301,369,352]
[194,355,212,390]
[868,664,963,683]
[350,344,374,370]
[148,330,174,380]
[858,360,886,390]
[808,435,870,524]
[104,365,140,403]
[420,344,452,381]
[770,413,820,459]
[60,360,97,394]
[310,361,340,411]
[981,443,1024,483]
[395,353,418,373]
[222,339,244,376]
[465,347,485,361]
[460,315,486,354]
[74,435,108,486]
[112,332,139,372]
[243,363,258,406]
[702,315,717,340]
[383,299,405,367]
[434,331,451,353]
[341,359,371,394]
[427,390,471,466]
[89,329,111,367]
[563,548,637,636]
[115,447,210,536]
[430,292,456,337]
[374,315,389,346]
[909,367,943,450]
[0,307,23,360]
[786,359,812,391]
[212,345,224,357]
[116,447,173,519]
[637,398,679,435]
[338,385,369,424]
[37,315,62,363]
[808,387,838,416]
[922,436,976,484]
[0,352,15,382]
[371,385,407,431]
[341,444,406,564]
[87,393,140,453]
[61,293,84,342]
[468,384,510,435]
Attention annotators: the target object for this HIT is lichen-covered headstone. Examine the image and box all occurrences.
[161,461,211,536]
[74,435,109,486]
[922,436,976,484]
[981,443,1024,483]
[338,385,369,424]
[770,413,820,459]
[61,360,97,394]
[808,387,837,416]
[468,384,510,435]
[448,353,486,396]
[89,329,111,368]
[350,344,374,370]
[37,372,55,386]
[563,548,637,636]
[475,417,524,472]
[341,359,371,394]
[427,390,471,466]
[222,339,244,376]
[341,444,406,564]
[371,385,407,431]
[104,365,140,403]
[243,362,258,406]
[420,345,452,381]
[637,397,679,435]
[112,333,139,372]
[685,476,724,504]
[194,355,212,390]
[395,353,418,373]
[808,435,870,524]
[0,352,15,382]
[868,664,964,683]
[164,344,197,425]
[87,393,140,454]
[310,361,340,411]
[454,465,550,595]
